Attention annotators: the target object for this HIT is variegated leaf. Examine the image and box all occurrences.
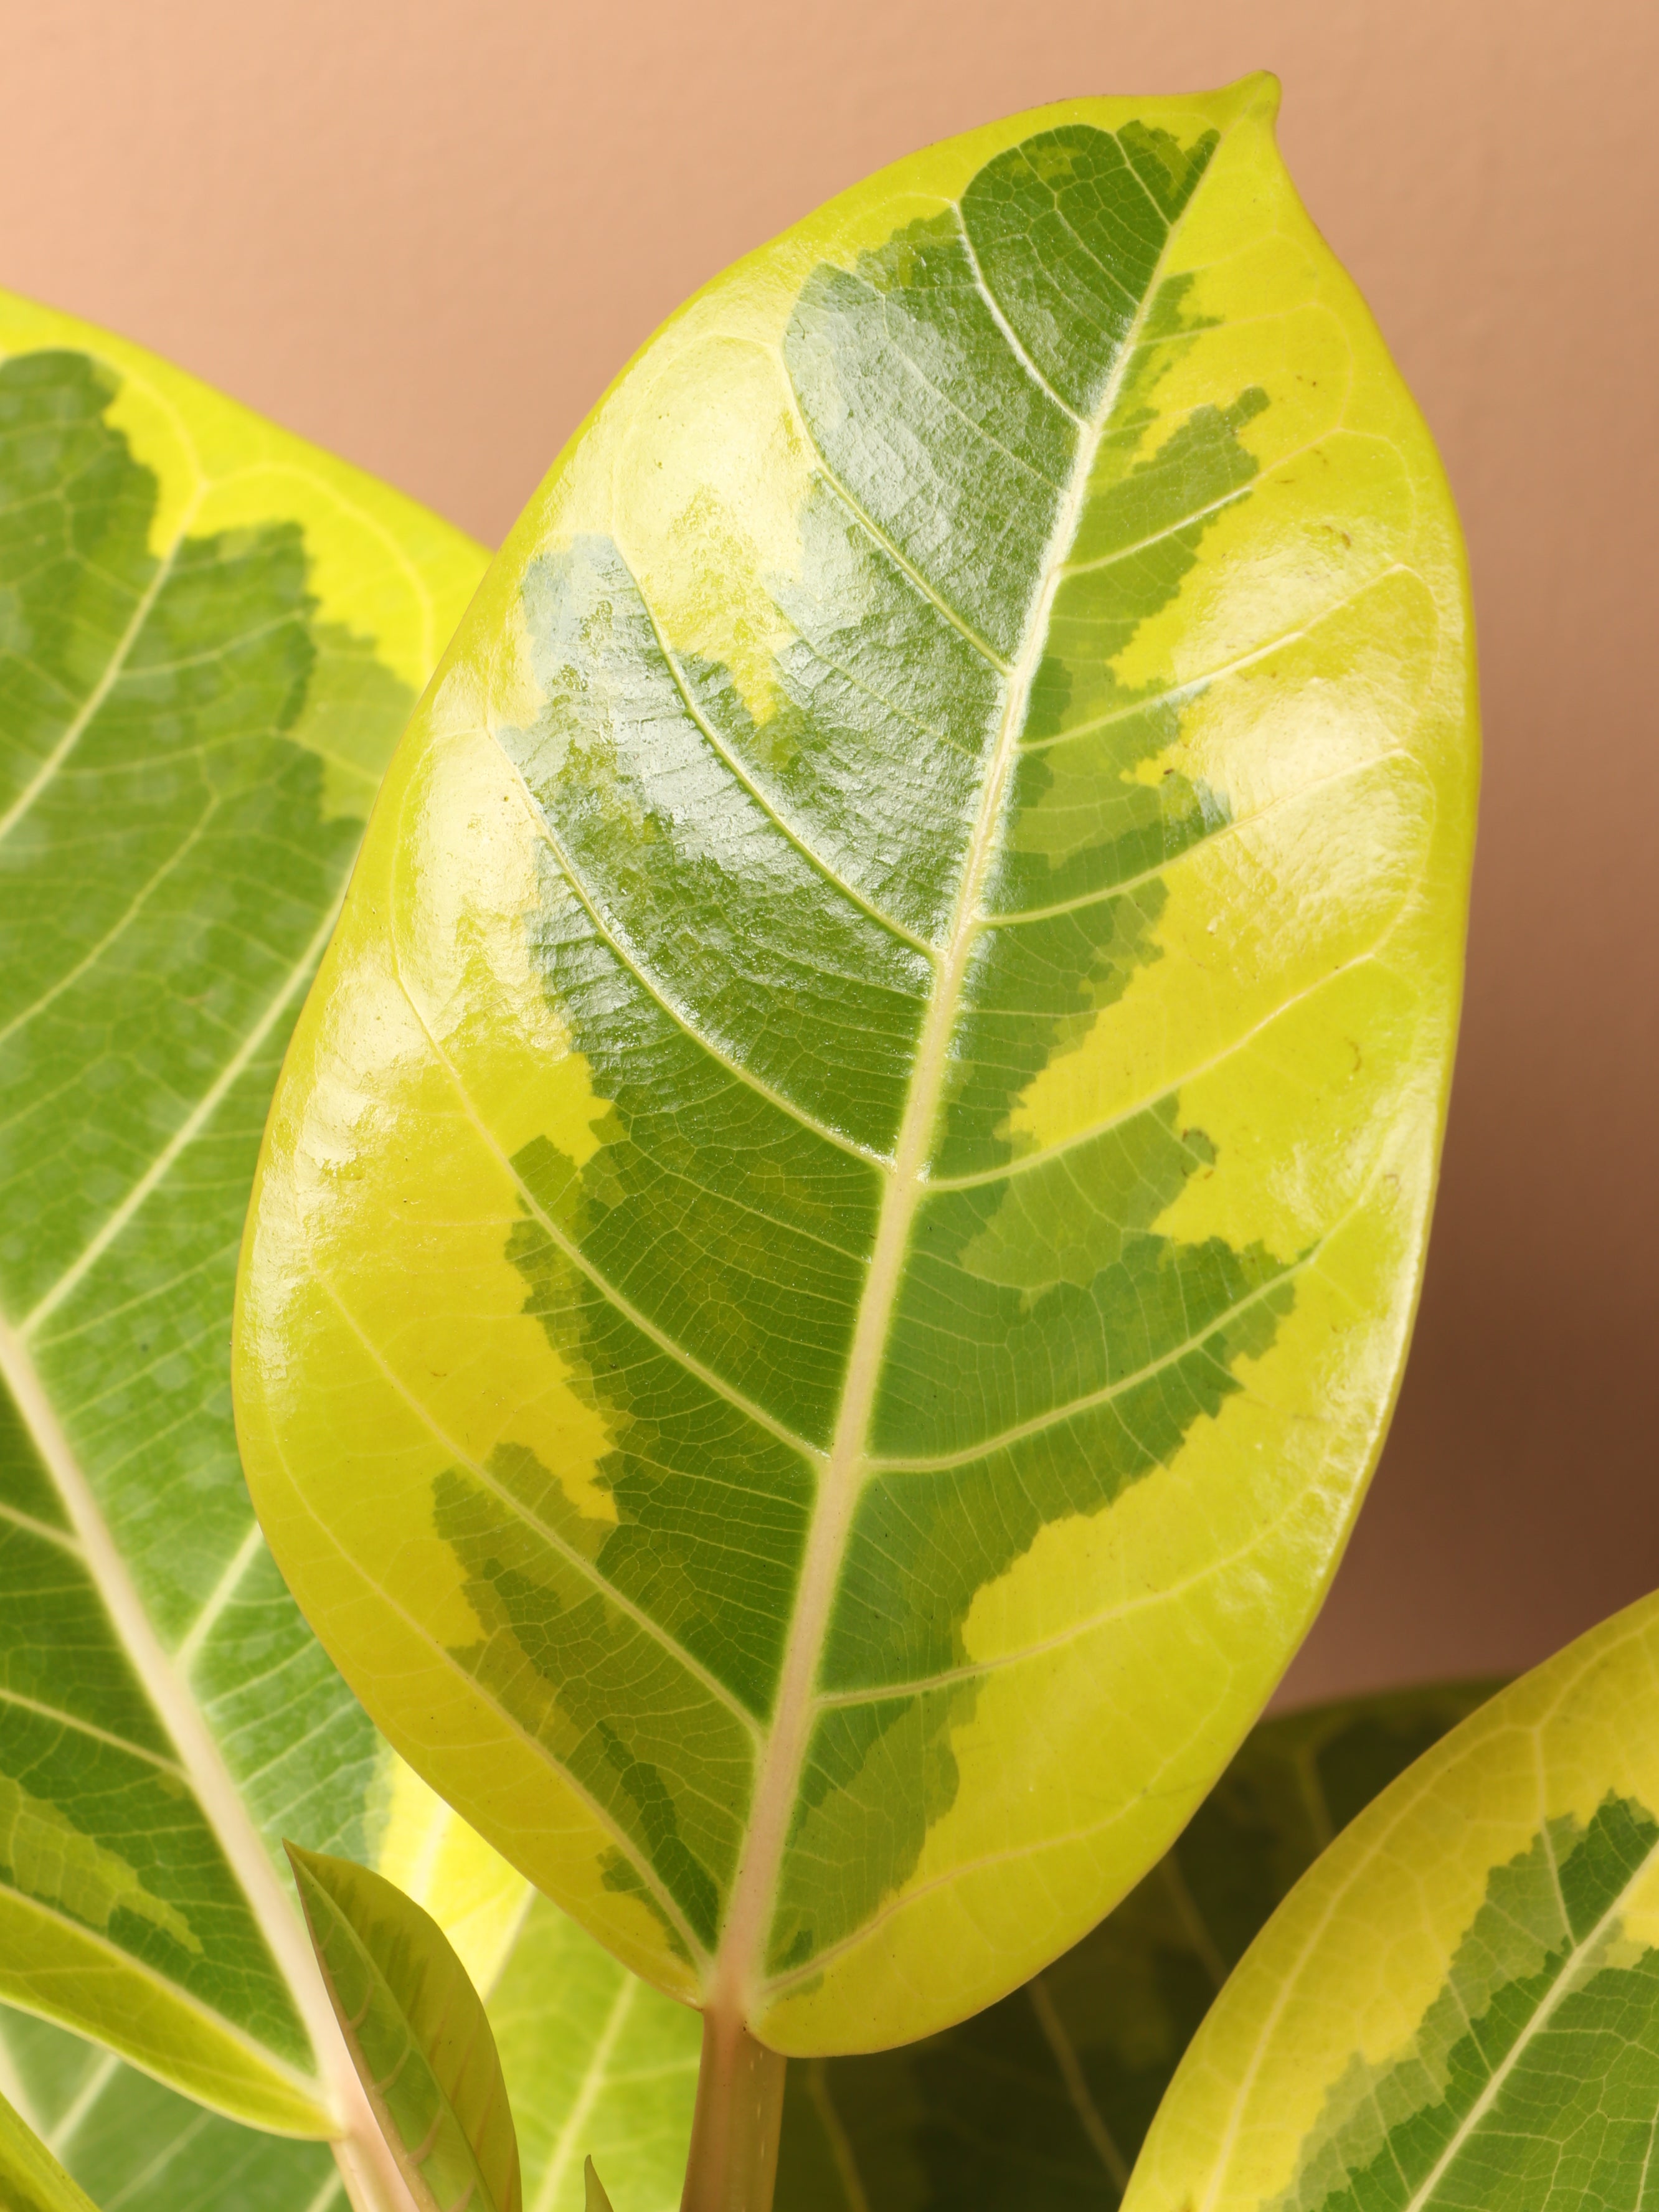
[290,1846,522,2212]
[0,293,527,2155]
[1124,1595,1659,2212]
[236,75,1478,2053]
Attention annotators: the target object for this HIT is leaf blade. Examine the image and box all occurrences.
[1124,1602,1659,2212]
[491,1898,701,2212]
[288,1847,521,2212]
[0,2086,102,2212]
[0,291,516,2132]
[0,2008,339,2212]
[237,78,1478,2049]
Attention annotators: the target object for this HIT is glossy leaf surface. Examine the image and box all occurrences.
[237,76,1478,2051]
[1125,1595,1659,2212]
[775,1685,1493,2212]
[0,293,521,2133]
[290,1846,522,2212]
[0,2082,99,2212]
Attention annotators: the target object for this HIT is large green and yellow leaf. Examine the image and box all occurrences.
[235,75,1478,2053]
[776,1686,1494,2212]
[1123,1594,1659,2212]
[0,291,529,2144]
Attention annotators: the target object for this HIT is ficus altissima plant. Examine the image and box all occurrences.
[4,62,1647,2212]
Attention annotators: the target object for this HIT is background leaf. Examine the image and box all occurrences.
[238,76,1478,2054]
[0,2008,335,2211]
[491,1898,701,2212]
[0,289,524,2147]
[1125,1596,1659,2212]
[290,1847,522,2212]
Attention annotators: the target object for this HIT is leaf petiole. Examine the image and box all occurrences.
[681,2014,787,2212]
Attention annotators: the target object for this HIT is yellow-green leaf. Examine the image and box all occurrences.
[0,288,532,2148]
[0,1998,341,2211]
[490,1898,701,2212]
[235,75,1478,2053]
[289,1846,522,2212]
[0,2085,100,2212]
[1123,1594,1659,2212]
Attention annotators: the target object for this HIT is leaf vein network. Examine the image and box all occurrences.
[492,734,891,1170]
[310,1262,773,1741]
[627,569,938,957]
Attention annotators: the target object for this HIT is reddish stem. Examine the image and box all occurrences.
[681,2010,788,2212]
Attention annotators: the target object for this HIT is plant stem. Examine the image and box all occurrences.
[681,2011,787,2212]
[329,2081,423,2212]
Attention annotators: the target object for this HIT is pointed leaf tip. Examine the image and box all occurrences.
[585,2155,617,2212]
[287,1843,522,2212]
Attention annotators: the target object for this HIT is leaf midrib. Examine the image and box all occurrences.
[0,1313,343,2120]
[1394,1827,1659,2212]
[709,128,1233,2021]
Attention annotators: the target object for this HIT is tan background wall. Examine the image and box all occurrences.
[3,0,1653,1704]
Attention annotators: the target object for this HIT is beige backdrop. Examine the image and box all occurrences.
[4,0,1653,1704]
